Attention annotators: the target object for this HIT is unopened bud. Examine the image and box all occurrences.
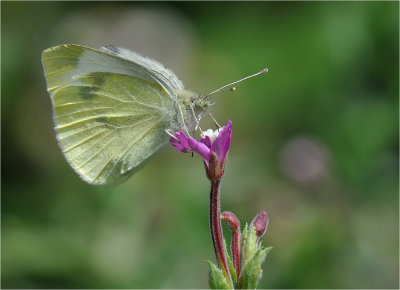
[221,211,240,231]
[251,211,268,238]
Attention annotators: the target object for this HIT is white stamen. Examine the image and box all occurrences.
[201,128,220,143]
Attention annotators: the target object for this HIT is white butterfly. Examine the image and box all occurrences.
[42,44,211,185]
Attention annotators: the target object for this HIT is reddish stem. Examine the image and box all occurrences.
[221,211,241,277]
[210,179,233,285]
[231,228,241,277]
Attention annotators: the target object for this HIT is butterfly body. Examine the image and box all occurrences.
[42,44,210,184]
[176,90,211,131]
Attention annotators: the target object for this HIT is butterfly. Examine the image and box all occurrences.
[42,44,267,185]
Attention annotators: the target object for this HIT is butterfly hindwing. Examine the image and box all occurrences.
[53,72,175,184]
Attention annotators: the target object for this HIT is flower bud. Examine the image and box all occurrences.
[251,211,268,239]
[220,211,240,231]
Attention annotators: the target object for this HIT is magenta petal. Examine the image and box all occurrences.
[170,137,186,152]
[176,132,190,149]
[200,136,212,148]
[170,131,191,153]
[188,137,211,164]
[211,120,232,164]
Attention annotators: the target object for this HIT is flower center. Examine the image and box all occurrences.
[201,128,220,143]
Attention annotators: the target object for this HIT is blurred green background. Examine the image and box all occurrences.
[2,1,399,289]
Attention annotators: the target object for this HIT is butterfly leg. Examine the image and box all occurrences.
[189,101,203,134]
[165,129,179,140]
[208,111,222,129]
[178,103,191,137]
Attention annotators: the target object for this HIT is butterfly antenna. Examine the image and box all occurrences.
[206,67,268,97]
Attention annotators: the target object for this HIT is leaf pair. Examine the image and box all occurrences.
[208,224,272,289]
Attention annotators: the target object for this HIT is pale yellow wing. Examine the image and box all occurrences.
[42,45,184,184]
[43,44,185,97]
[51,72,175,184]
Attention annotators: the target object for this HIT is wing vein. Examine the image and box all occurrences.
[64,129,111,153]
[57,113,152,129]
[75,131,117,170]
[94,117,163,181]
[58,123,104,139]
[121,86,162,110]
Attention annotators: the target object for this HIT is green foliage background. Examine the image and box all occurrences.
[2,1,398,288]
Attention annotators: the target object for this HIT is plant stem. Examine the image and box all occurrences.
[220,211,241,279]
[210,178,233,286]
[231,229,241,278]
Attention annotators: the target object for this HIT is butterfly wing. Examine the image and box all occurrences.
[99,45,185,94]
[42,45,181,184]
[43,44,185,96]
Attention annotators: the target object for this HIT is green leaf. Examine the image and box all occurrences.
[240,247,272,289]
[241,224,258,266]
[241,222,248,247]
[206,260,232,289]
[224,238,237,285]
[259,246,273,265]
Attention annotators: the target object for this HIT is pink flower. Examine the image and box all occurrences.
[170,120,232,180]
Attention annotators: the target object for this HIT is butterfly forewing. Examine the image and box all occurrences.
[43,44,184,97]
[43,45,180,184]
[100,45,185,94]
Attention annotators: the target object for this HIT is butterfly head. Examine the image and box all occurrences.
[177,90,213,113]
[193,94,213,112]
